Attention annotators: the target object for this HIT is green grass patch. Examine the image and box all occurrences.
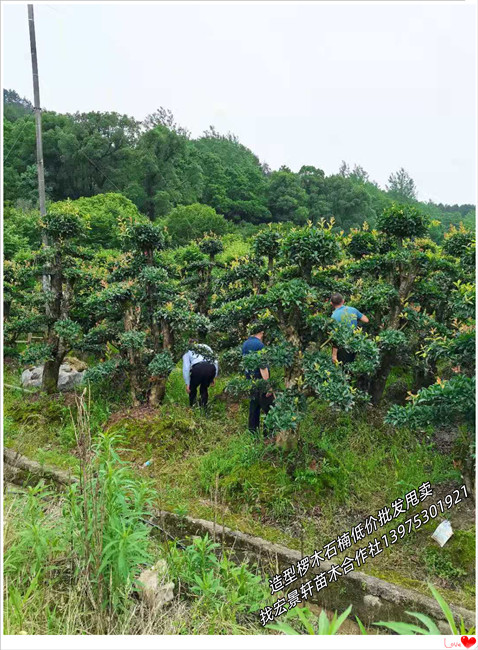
[3,361,473,612]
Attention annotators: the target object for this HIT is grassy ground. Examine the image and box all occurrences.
[3,361,475,613]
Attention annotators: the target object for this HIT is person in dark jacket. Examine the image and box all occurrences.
[242,325,274,434]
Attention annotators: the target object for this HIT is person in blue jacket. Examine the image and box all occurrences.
[330,293,369,365]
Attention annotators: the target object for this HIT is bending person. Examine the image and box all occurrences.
[182,341,218,409]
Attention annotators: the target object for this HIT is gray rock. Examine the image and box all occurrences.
[437,620,451,635]
[363,594,382,609]
[137,559,175,609]
[57,365,85,391]
[21,367,42,387]
[21,358,86,392]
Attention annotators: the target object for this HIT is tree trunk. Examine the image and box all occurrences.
[389,267,416,329]
[284,358,302,389]
[149,377,167,407]
[161,320,174,350]
[42,253,64,393]
[42,357,63,394]
[124,304,141,407]
[267,256,274,285]
[463,458,475,503]
[144,254,161,348]
[369,362,393,406]
[303,264,312,284]
[412,363,437,392]
[146,321,175,407]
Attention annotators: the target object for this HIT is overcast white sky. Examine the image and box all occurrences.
[2,1,477,205]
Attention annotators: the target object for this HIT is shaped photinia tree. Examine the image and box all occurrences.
[8,200,94,393]
[84,222,208,406]
[210,212,475,448]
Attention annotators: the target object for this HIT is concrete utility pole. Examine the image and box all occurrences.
[27,4,47,227]
[28,3,50,304]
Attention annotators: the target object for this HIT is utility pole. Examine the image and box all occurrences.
[27,4,47,230]
[28,3,50,304]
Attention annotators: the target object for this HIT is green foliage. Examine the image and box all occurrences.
[165,203,230,246]
[267,604,353,635]
[377,203,429,240]
[386,167,417,202]
[65,432,155,610]
[148,351,175,377]
[4,350,473,631]
[423,528,475,587]
[3,90,472,239]
[53,319,82,345]
[3,206,41,259]
[167,534,266,620]
[348,229,379,258]
[320,174,374,230]
[21,343,54,365]
[386,374,475,493]
[3,88,477,632]
[252,225,282,261]
[119,330,147,350]
[267,168,308,224]
[84,359,124,383]
[195,131,270,224]
[443,225,475,258]
[264,389,306,433]
[4,428,155,622]
[43,200,84,240]
[280,221,340,277]
[198,433,295,520]
[198,233,224,259]
[303,349,358,410]
[374,583,475,635]
[4,482,64,580]
[72,193,148,249]
[386,375,475,430]
[423,548,467,584]
[128,221,166,252]
[266,585,476,637]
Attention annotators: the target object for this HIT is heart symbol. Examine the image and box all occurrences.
[461,637,476,649]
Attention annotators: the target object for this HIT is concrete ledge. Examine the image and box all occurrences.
[4,446,474,633]
[152,509,475,633]
[3,447,78,488]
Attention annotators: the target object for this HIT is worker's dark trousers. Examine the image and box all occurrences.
[338,349,356,365]
[248,391,274,434]
[189,362,216,408]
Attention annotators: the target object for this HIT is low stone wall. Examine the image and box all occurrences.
[151,510,476,633]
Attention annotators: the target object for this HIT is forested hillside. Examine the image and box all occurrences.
[3,88,475,251]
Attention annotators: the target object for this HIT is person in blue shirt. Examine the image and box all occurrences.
[242,325,274,435]
[330,293,369,365]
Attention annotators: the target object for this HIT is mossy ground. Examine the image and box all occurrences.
[3,361,475,611]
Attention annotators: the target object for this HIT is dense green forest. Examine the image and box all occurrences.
[3,86,476,636]
[3,87,475,255]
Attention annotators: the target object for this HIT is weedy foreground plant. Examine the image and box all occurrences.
[3,390,271,635]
